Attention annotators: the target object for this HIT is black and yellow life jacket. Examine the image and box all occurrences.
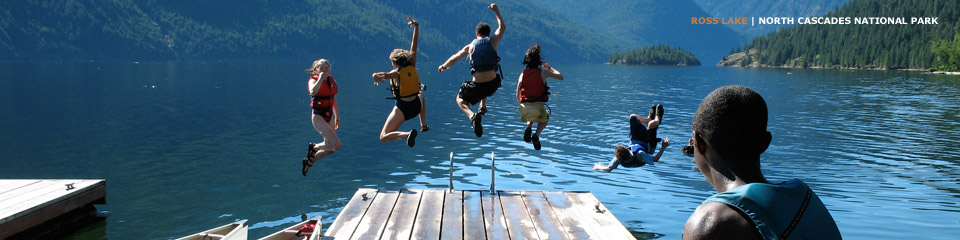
[389,66,423,99]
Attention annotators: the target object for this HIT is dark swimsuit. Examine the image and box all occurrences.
[396,95,422,121]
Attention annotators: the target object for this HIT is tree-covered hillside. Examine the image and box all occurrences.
[692,0,851,37]
[718,0,959,70]
[535,0,746,65]
[0,0,622,62]
[609,45,701,66]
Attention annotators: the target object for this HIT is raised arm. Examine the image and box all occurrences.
[309,72,329,96]
[407,16,419,66]
[439,45,470,73]
[489,3,505,46]
[541,62,563,80]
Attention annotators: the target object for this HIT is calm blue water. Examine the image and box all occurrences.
[1,61,959,239]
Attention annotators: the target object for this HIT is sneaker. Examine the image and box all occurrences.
[648,104,657,119]
[471,113,483,137]
[656,104,664,121]
[407,129,418,147]
[532,134,541,150]
[523,127,532,142]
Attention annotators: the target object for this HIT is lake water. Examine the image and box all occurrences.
[1,61,959,239]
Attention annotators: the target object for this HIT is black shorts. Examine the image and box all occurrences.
[458,75,502,105]
[396,95,422,121]
[629,116,658,154]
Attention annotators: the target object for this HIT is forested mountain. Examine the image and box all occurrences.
[0,0,750,63]
[534,0,746,65]
[0,0,622,62]
[718,0,959,70]
[692,0,851,37]
[609,45,701,66]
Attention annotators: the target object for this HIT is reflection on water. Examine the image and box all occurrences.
[1,62,958,239]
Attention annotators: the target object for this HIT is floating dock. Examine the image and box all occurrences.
[323,188,636,240]
[0,179,106,239]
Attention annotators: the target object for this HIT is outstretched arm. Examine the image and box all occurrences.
[372,70,400,85]
[593,157,618,172]
[407,16,419,66]
[489,3,505,46]
[439,45,470,73]
[652,137,670,162]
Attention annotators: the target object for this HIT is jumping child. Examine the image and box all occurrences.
[303,59,342,176]
[438,3,505,138]
[372,16,429,147]
[516,44,563,150]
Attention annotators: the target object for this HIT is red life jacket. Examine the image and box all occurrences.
[519,68,549,102]
[310,75,338,108]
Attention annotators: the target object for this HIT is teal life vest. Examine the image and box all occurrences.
[703,179,842,240]
[469,37,499,74]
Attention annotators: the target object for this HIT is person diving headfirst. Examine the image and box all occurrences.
[438,3,505,138]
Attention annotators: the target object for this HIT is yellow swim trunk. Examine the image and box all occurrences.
[519,102,549,122]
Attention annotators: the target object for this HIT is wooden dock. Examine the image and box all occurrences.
[0,179,106,239]
[323,188,636,240]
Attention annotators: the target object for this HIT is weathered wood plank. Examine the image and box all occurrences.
[412,189,444,240]
[0,180,57,204]
[324,188,380,240]
[0,180,103,222]
[482,190,510,240]
[462,191,486,240]
[500,191,539,240]
[0,180,41,194]
[439,190,463,240]
[0,179,105,239]
[351,189,401,240]
[565,192,634,240]
[542,191,602,240]
[521,191,569,240]
[381,189,423,240]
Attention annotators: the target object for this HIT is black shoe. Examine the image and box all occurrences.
[532,134,541,150]
[407,129,418,147]
[657,104,664,121]
[479,106,487,115]
[471,113,483,137]
[648,104,657,119]
[523,127,532,142]
[307,143,317,162]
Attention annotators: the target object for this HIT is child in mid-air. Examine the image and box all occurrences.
[516,44,563,150]
[372,16,429,147]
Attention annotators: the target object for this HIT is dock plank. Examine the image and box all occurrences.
[565,192,634,240]
[542,191,602,240]
[521,191,570,240]
[500,191,539,240]
[324,188,380,240]
[462,191,486,240]
[324,189,634,240]
[439,190,463,240]
[351,189,401,240]
[0,179,105,239]
[482,191,510,240]
[0,180,103,222]
[0,180,40,194]
[412,189,444,240]
[381,189,423,240]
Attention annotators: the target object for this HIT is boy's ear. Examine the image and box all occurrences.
[757,131,771,154]
[693,131,707,153]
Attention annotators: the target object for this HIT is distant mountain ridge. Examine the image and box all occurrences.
[1,0,747,63]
